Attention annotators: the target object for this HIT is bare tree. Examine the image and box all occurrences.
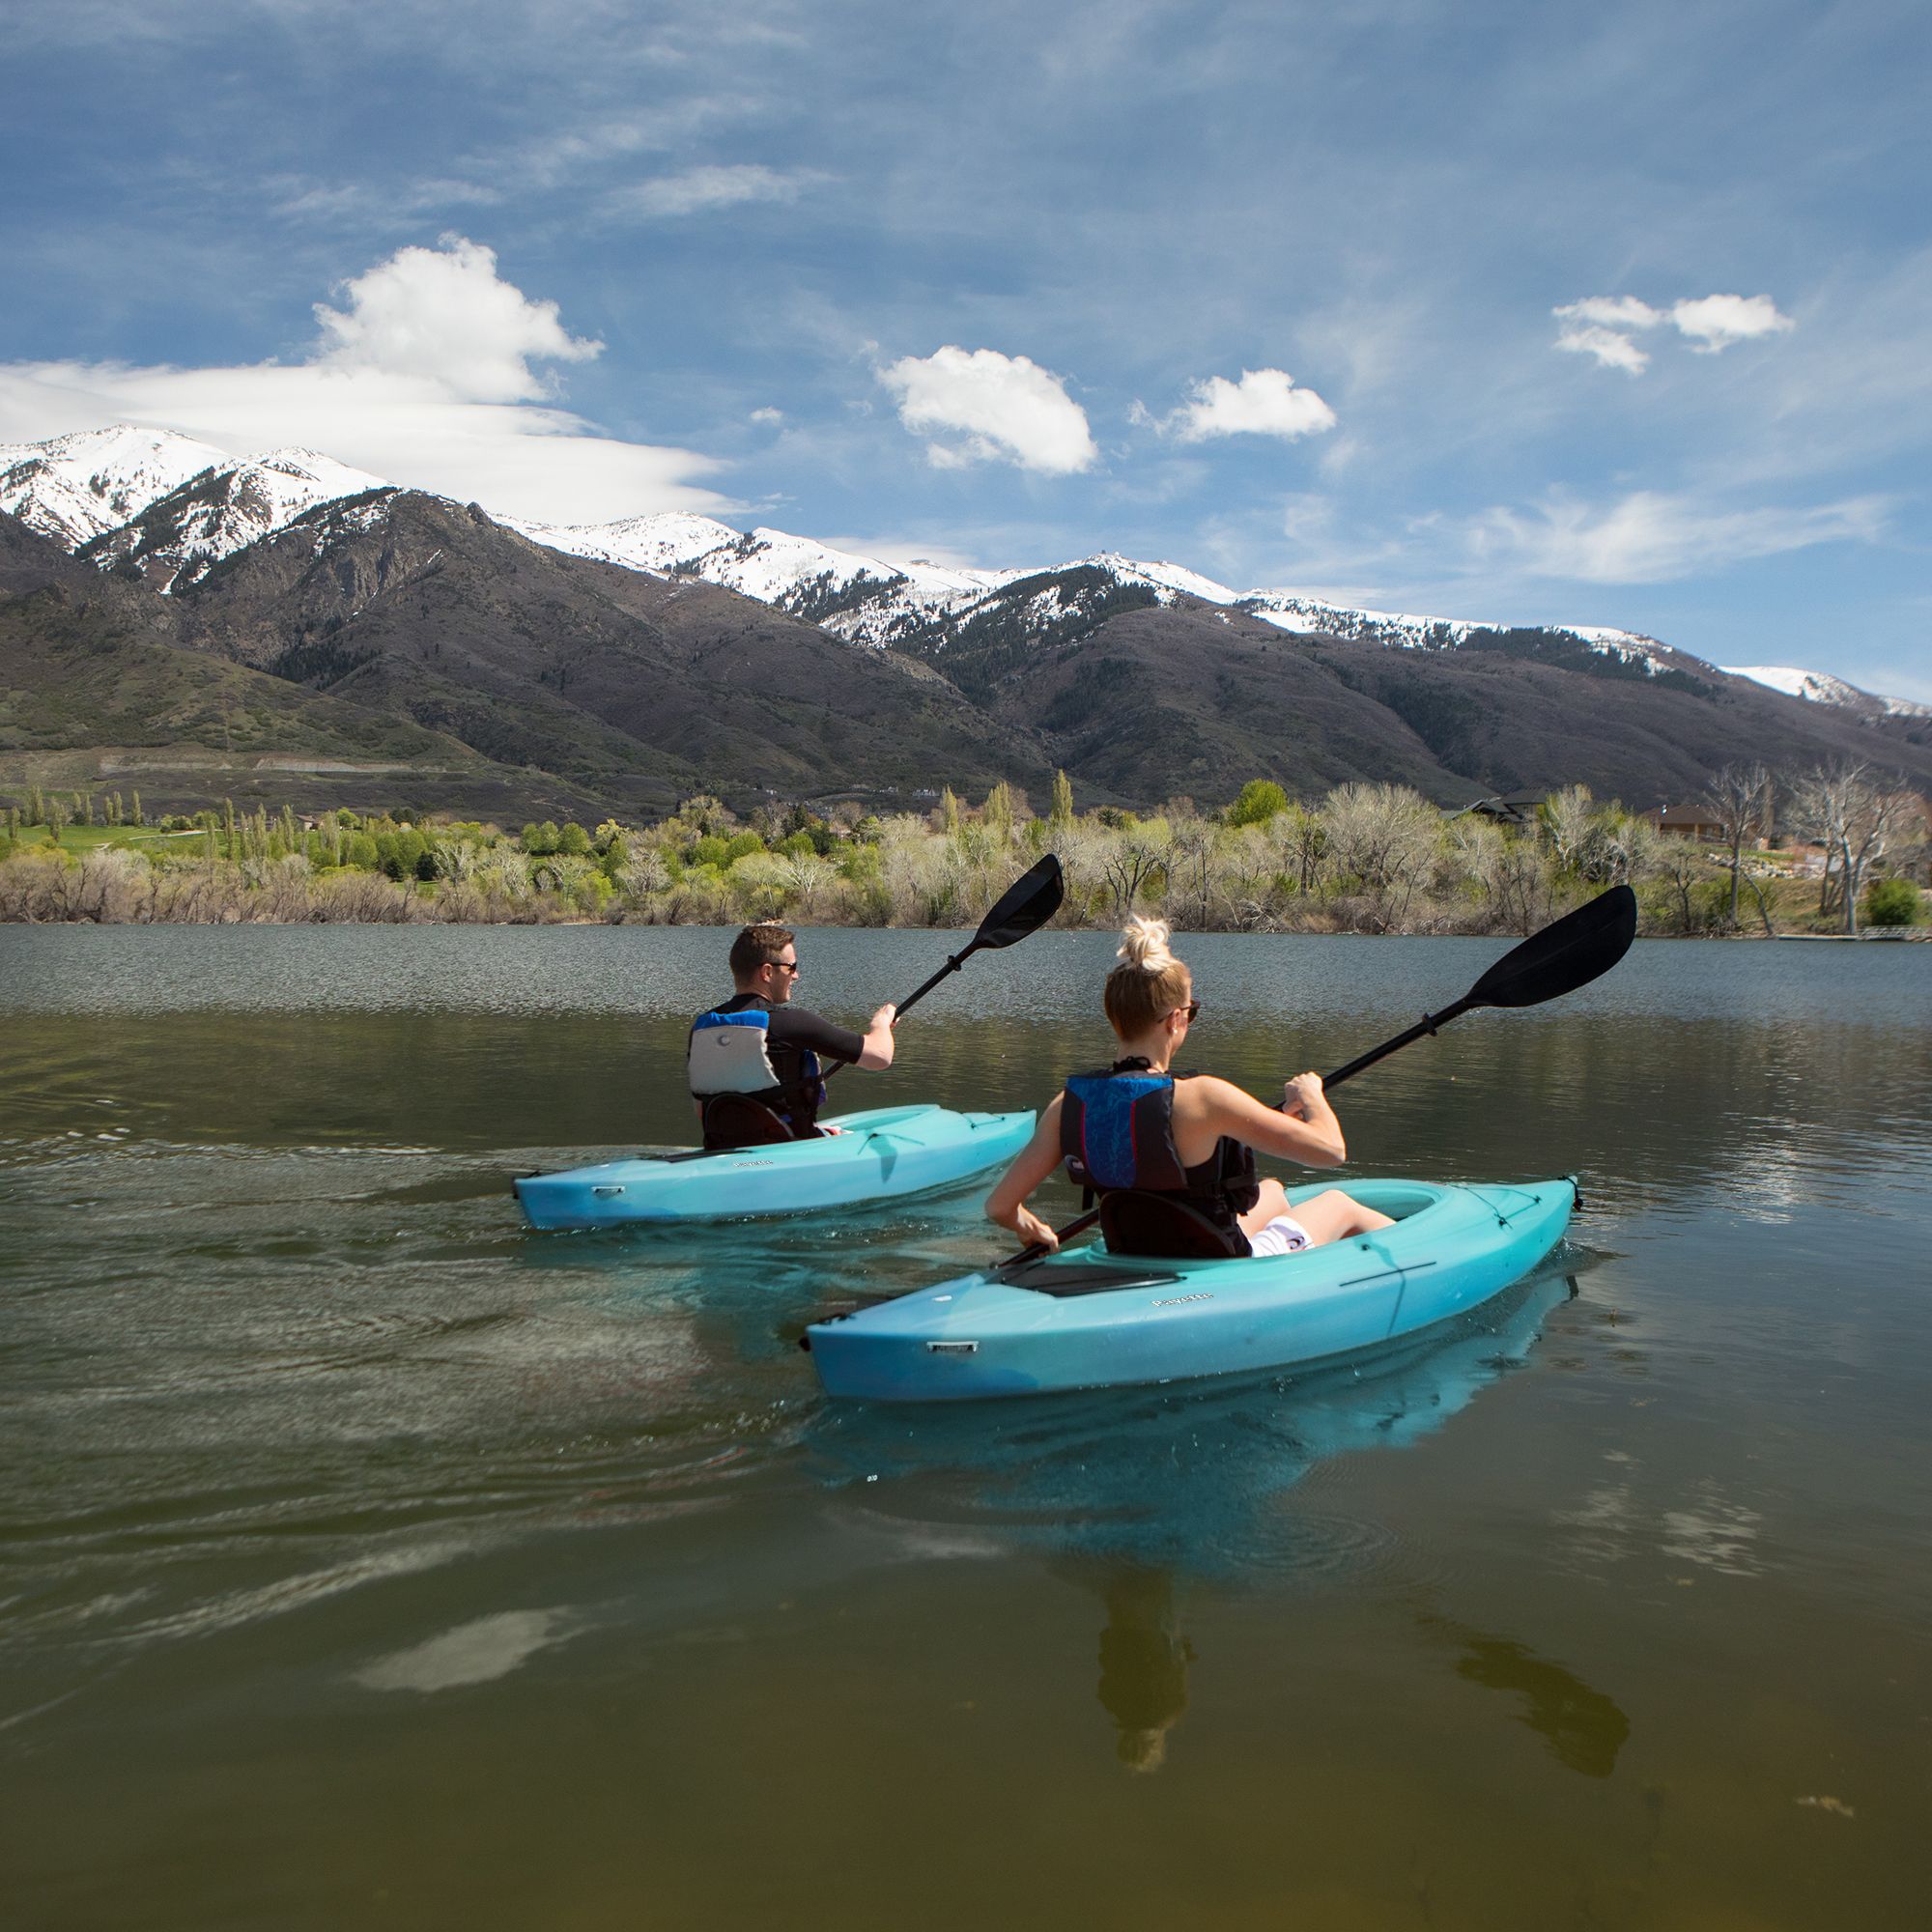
[1165,814,1217,927]
[1654,839,1713,935]
[1099,821,1170,916]
[1701,762,1770,929]
[1321,783,1442,931]
[1542,784,1597,875]
[1788,761,1918,935]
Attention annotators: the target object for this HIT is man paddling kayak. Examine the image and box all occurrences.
[985,916,1392,1256]
[688,923,896,1147]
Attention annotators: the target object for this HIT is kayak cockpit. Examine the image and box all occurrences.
[1014,1179,1457,1292]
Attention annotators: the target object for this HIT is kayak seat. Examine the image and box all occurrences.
[700,1094,804,1151]
[1098,1190,1249,1261]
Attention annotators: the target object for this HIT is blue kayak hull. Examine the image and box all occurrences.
[806,1178,1576,1402]
[515,1104,1036,1229]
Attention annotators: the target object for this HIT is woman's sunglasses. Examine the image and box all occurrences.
[1166,1001,1201,1023]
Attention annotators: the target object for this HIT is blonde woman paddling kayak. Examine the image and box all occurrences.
[986,916,1394,1258]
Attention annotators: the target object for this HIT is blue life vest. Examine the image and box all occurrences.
[1060,1061,1259,1243]
[1062,1069,1189,1192]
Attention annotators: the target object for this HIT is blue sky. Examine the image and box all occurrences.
[3,0,1927,697]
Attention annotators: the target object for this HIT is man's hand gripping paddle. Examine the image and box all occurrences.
[821,852,1065,1080]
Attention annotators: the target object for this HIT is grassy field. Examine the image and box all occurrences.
[3,824,208,854]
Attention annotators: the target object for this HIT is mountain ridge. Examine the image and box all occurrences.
[7,421,1921,718]
[4,424,1930,822]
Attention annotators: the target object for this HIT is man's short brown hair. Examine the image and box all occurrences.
[729,923,796,979]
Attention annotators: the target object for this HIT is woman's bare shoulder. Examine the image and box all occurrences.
[1176,1073,1262,1117]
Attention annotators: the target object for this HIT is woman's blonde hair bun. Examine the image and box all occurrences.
[1116,915,1176,974]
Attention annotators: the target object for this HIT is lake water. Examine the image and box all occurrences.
[3,925,1929,1929]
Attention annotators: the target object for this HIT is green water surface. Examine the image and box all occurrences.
[2,926,1928,1929]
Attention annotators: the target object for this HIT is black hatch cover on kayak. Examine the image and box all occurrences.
[1003,1260,1186,1297]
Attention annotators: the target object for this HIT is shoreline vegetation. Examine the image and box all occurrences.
[1,769,1924,939]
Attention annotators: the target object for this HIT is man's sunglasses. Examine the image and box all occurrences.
[772,959,801,975]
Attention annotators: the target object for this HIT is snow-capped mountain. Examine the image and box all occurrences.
[1721,664,1932,721]
[507,511,1021,642]
[7,424,1924,723]
[78,448,393,591]
[0,423,232,548]
[508,509,1710,681]
[1236,592,1683,673]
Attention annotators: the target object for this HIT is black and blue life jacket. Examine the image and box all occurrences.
[687,1000,825,1140]
[1060,1058,1260,1254]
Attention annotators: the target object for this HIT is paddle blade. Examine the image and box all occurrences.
[974,853,1064,949]
[1467,884,1637,1010]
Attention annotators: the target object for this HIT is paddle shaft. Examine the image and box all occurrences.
[890,947,979,1022]
[1321,997,1473,1087]
[820,946,975,1085]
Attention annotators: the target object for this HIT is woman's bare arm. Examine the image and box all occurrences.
[1194,1073,1347,1166]
[984,1094,1066,1249]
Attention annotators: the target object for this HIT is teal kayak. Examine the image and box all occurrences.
[804,1177,1576,1402]
[514,1104,1036,1230]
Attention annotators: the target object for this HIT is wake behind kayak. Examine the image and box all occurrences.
[515,1103,1035,1229]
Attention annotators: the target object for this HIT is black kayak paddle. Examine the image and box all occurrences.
[997,882,1637,1266]
[891,851,1066,1023]
[819,852,1065,1081]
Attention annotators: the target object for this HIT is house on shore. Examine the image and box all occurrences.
[1648,803,1733,842]
[1453,790,1549,830]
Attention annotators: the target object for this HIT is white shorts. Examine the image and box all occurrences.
[1247,1213,1312,1258]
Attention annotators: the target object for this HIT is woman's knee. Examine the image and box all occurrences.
[1240,1177,1291,1235]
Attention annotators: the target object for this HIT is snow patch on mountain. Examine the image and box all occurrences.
[1722,664,1932,719]
[511,512,1028,641]
[0,422,232,549]
[1241,592,1676,671]
[1082,552,1241,605]
[81,448,393,590]
[506,510,742,577]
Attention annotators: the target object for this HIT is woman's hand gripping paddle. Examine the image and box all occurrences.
[820,853,1065,1081]
[995,882,1638,1266]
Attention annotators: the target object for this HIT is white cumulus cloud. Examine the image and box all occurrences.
[1163,367,1337,441]
[314,235,600,403]
[1669,293,1795,353]
[878,346,1096,475]
[0,237,726,524]
[1467,489,1884,583]
[1553,292,1794,374]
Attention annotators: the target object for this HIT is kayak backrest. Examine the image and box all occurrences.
[699,1094,799,1150]
[1099,1191,1250,1260]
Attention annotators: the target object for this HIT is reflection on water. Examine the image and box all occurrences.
[810,1268,1583,1574]
[1093,1568,1194,1774]
[3,927,1931,1929]
[1421,1614,1631,1778]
